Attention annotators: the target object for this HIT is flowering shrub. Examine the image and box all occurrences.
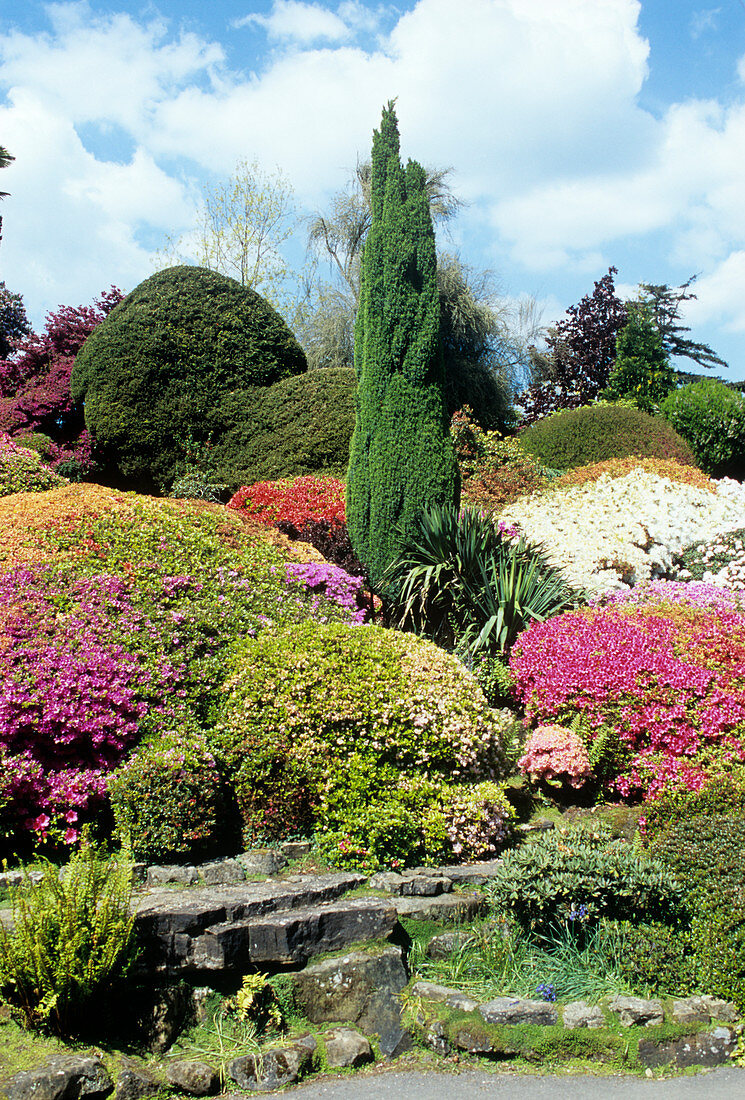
[216,622,511,854]
[518,725,593,789]
[451,407,550,511]
[0,435,67,495]
[0,287,122,472]
[421,781,515,863]
[284,562,368,624]
[511,598,745,798]
[675,528,745,589]
[501,468,745,596]
[0,489,359,852]
[228,476,345,528]
[109,732,225,862]
[553,456,714,494]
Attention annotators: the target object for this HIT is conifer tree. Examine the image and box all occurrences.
[604,300,676,413]
[346,103,459,585]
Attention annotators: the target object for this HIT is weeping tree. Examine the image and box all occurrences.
[346,103,459,586]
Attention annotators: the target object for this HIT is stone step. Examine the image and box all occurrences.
[188,896,398,969]
[385,891,487,923]
[134,871,366,972]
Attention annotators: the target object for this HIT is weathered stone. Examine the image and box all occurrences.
[701,995,740,1023]
[227,1039,315,1091]
[672,995,713,1025]
[425,932,471,959]
[323,1028,374,1068]
[114,1058,161,1100]
[392,892,485,923]
[608,994,664,1028]
[165,1060,218,1095]
[134,872,365,973]
[562,1001,605,1029]
[422,1019,452,1056]
[247,897,398,965]
[410,981,479,1013]
[292,946,410,1058]
[3,1057,113,1100]
[638,1026,738,1069]
[237,849,286,876]
[368,872,406,895]
[421,861,504,887]
[479,996,558,1026]
[280,841,312,861]
[401,875,450,897]
[146,865,199,888]
[143,983,193,1052]
[197,860,246,886]
[451,1024,508,1056]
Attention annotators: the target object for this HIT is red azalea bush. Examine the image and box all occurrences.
[518,725,593,789]
[510,599,745,799]
[228,475,346,528]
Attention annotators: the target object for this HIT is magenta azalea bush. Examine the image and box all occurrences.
[510,586,745,799]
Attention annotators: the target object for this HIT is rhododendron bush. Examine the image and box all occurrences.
[510,586,745,799]
[228,475,345,528]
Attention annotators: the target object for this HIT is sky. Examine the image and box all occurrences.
[1,0,745,381]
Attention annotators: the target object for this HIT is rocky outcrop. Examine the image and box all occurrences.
[3,1057,112,1100]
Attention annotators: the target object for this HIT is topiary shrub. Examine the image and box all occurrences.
[215,621,510,856]
[517,403,697,472]
[108,731,227,863]
[213,367,355,489]
[0,434,67,495]
[660,379,745,479]
[70,266,307,491]
[487,825,683,939]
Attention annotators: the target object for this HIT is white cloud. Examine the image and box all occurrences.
[0,0,744,351]
[236,1,352,44]
[683,253,745,333]
[690,7,721,39]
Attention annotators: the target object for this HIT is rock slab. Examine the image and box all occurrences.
[323,1028,374,1068]
[165,1061,218,1096]
[228,1037,316,1092]
[479,996,558,1026]
[638,1026,738,1069]
[3,1057,113,1100]
[608,994,664,1028]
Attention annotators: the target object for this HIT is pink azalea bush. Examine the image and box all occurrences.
[518,724,593,789]
[510,596,745,799]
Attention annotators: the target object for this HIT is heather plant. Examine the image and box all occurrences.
[487,825,683,939]
[0,435,67,495]
[0,837,137,1037]
[510,597,745,798]
[109,731,227,863]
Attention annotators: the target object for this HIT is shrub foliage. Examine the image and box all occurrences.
[71,266,307,491]
[660,378,745,479]
[517,403,697,472]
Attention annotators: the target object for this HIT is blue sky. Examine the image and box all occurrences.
[1,0,745,380]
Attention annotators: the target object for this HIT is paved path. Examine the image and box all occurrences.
[281,1066,745,1099]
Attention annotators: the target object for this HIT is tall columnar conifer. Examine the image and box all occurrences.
[347,103,459,584]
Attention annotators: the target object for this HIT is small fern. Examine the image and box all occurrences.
[0,837,137,1037]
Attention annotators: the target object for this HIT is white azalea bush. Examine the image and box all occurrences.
[500,468,745,597]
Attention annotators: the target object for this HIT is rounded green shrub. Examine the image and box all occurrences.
[660,379,745,478]
[487,825,683,938]
[212,367,355,491]
[71,266,307,491]
[0,435,66,495]
[517,403,697,472]
[109,731,227,863]
[215,622,510,856]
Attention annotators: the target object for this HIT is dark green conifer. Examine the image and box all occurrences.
[346,103,459,584]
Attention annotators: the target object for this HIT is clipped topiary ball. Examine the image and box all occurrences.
[71,266,307,491]
[518,403,697,472]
